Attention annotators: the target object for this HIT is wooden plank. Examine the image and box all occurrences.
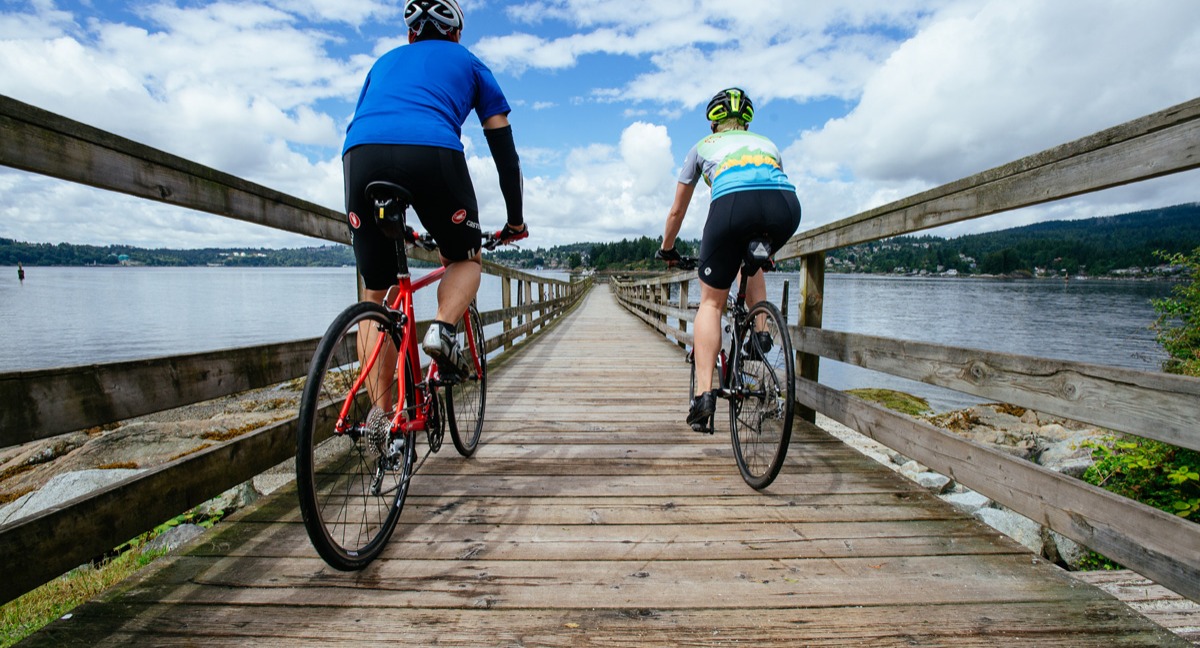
[0,338,318,446]
[1071,570,1200,644]
[101,553,1152,611]
[794,377,1200,603]
[790,325,1200,452]
[778,96,1200,258]
[0,94,348,244]
[25,600,1181,647]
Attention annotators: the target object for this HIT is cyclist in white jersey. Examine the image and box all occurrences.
[658,88,802,428]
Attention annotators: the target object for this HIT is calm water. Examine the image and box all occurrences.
[700,272,1173,411]
[1,266,1174,412]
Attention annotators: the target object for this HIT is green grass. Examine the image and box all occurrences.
[1,507,224,646]
[847,388,933,417]
[0,544,168,647]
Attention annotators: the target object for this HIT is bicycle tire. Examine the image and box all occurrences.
[296,301,416,570]
[446,303,486,456]
[728,300,795,489]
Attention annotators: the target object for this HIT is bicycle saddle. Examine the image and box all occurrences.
[743,237,775,273]
[364,181,413,207]
[364,181,413,240]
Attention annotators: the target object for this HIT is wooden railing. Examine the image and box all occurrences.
[614,96,1200,603]
[0,94,590,604]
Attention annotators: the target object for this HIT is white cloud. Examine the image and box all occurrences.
[466,121,688,247]
[788,0,1200,235]
[799,0,1200,184]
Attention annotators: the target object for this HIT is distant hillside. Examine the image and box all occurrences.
[0,240,356,268]
[825,203,1200,277]
[4,203,1197,275]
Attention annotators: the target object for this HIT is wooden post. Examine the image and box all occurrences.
[501,275,513,352]
[676,279,689,349]
[538,282,547,332]
[798,252,825,424]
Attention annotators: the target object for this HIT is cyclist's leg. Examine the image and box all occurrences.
[344,145,404,409]
[688,194,743,426]
[435,253,482,324]
[693,283,728,395]
[413,147,483,297]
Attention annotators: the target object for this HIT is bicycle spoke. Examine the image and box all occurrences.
[296,302,415,570]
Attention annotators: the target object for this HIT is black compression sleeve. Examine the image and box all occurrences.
[484,125,523,227]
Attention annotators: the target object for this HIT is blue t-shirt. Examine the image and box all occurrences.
[343,40,511,154]
[678,130,795,200]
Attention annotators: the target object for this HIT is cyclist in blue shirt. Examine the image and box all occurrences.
[343,0,526,376]
[658,88,802,429]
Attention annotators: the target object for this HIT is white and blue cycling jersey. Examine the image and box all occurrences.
[678,130,795,200]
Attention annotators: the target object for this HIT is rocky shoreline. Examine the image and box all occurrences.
[0,380,304,528]
[817,402,1111,570]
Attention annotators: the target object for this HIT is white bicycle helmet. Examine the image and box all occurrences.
[404,0,464,36]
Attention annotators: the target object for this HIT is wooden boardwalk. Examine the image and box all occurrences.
[25,285,1185,646]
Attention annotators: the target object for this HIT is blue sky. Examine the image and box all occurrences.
[2,0,1199,249]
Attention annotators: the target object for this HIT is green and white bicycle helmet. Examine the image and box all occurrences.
[404,0,464,36]
[706,87,754,125]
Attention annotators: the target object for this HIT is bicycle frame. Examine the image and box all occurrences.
[333,264,481,439]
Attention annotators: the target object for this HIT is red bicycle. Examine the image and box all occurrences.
[296,181,519,570]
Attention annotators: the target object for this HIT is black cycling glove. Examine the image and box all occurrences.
[484,125,523,228]
[655,247,682,264]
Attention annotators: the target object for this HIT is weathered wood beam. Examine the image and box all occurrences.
[778,96,1200,259]
[789,326,1200,453]
[0,94,347,244]
[0,339,319,447]
[795,378,1200,604]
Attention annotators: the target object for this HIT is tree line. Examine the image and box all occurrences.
[826,203,1200,277]
[5,203,1197,276]
[0,240,355,267]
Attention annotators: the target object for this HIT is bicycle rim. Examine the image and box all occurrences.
[296,302,415,570]
[728,301,795,489]
[447,304,486,456]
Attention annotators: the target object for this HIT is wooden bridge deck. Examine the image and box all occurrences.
[24,285,1184,646]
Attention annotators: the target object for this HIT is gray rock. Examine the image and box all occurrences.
[1045,530,1089,569]
[914,471,954,494]
[974,507,1044,554]
[195,482,259,517]
[941,490,992,514]
[898,460,928,480]
[0,468,144,526]
[145,523,206,554]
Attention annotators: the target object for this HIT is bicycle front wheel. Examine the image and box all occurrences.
[728,300,795,489]
[447,303,487,456]
[296,302,416,570]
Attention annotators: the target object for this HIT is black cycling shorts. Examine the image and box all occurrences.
[343,144,482,290]
[697,189,802,290]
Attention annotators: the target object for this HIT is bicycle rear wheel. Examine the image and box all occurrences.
[728,300,795,489]
[446,303,486,456]
[296,301,416,570]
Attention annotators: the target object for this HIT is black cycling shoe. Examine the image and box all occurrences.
[687,391,716,433]
[745,330,773,360]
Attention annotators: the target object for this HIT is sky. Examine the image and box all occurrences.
[1,0,1198,251]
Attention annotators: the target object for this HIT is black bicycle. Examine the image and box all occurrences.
[665,240,795,489]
